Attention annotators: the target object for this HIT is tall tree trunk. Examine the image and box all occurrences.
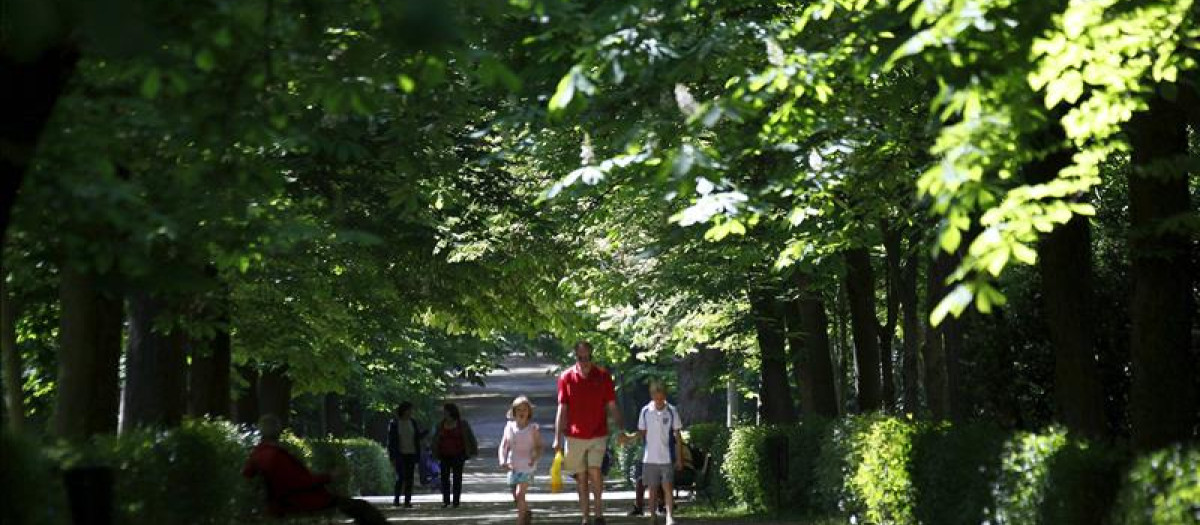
[1125,95,1197,450]
[676,344,723,424]
[899,251,922,414]
[0,46,80,246]
[844,248,883,412]
[233,365,260,424]
[879,226,902,410]
[188,298,231,418]
[943,306,967,422]
[1,277,25,432]
[122,292,187,430]
[749,286,797,424]
[323,393,345,437]
[784,271,839,418]
[924,253,951,421]
[52,268,123,440]
[1031,140,1108,438]
[258,365,292,426]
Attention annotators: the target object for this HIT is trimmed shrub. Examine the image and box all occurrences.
[307,438,393,496]
[86,419,259,525]
[1038,438,1125,524]
[911,422,1007,525]
[687,422,732,503]
[1113,444,1200,524]
[849,416,922,525]
[722,419,830,512]
[1,431,68,525]
[812,414,885,517]
[988,428,1068,524]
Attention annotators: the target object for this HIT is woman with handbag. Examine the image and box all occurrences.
[431,402,477,508]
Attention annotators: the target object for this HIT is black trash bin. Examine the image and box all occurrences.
[63,466,113,525]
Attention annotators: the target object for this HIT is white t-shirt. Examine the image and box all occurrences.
[638,401,682,465]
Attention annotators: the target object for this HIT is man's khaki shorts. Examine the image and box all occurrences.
[564,436,607,474]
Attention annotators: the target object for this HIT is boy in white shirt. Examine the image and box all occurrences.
[629,380,684,525]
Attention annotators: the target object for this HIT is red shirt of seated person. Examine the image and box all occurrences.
[242,416,336,516]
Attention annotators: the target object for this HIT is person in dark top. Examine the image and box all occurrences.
[386,401,428,507]
[242,414,386,525]
[432,402,478,509]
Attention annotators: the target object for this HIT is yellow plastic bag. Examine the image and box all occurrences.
[549,450,564,493]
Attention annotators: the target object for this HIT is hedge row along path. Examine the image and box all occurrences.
[340,356,801,524]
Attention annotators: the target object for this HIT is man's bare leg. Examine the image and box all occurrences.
[588,467,605,521]
[576,472,591,522]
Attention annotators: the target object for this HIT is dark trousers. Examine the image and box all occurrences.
[439,456,466,505]
[393,453,418,504]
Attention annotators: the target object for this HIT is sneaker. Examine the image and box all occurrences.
[627,506,644,516]
[665,517,677,525]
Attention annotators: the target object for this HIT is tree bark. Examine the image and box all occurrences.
[122,292,187,430]
[0,46,80,247]
[879,226,902,410]
[1030,141,1108,439]
[844,248,883,412]
[923,253,951,421]
[233,364,260,424]
[188,299,231,418]
[52,267,123,440]
[1125,95,1197,450]
[784,271,839,418]
[899,251,922,415]
[258,365,293,426]
[323,393,345,437]
[676,344,724,424]
[1,277,25,432]
[749,286,797,424]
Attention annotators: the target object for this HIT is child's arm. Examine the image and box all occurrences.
[498,427,511,469]
[530,424,543,468]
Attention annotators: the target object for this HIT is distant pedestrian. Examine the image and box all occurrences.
[386,401,428,507]
[432,402,477,508]
[554,340,627,525]
[499,396,543,525]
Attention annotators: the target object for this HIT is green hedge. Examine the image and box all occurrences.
[1113,444,1200,525]
[81,419,260,525]
[307,438,394,496]
[911,422,1006,525]
[713,417,1195,525]
[686,422,732,503]
[1,431,68,525]
[722,418,830,513]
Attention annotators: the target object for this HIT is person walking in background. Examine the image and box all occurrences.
[432,402,477,509]
[554,340,627,525]
[499,396,543,525]
[628,380,685,525]
[386,401,427,508]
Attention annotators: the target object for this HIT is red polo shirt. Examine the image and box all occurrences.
[558,363,616,439]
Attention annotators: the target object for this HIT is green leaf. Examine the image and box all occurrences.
[939,226,961,253]
[195,49,217,72]
[549,67,579,114]
[397,74,416,93]
[141,70,162,99]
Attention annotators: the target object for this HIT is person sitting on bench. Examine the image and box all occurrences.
[242,414,386,525]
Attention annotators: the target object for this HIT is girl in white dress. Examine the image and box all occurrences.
[499,396,543,525]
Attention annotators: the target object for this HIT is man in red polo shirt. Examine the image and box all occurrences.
[554,340,626,525]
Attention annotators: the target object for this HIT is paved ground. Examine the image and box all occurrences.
[332,356,802,524]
